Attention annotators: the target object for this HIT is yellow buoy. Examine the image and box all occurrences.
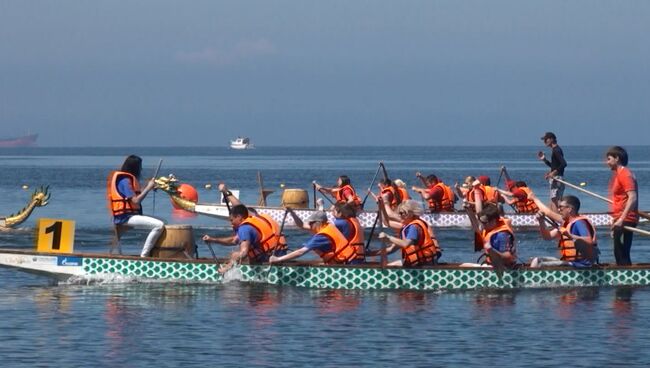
[204,184,212,189]
[280,183,285,188]
[21,184,29,190]
[580,182,587,187]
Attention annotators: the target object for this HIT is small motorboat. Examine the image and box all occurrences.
[230,137,253,150]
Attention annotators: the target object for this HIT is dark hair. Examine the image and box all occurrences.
[606,146,628,166]
[247,207,258,215]
[338,175,351,187]
[426,175,439,184]
[479,203,500,222]
[516,181,528,188]
[560,195,581,212]
[379,178,392,186]
[121,155,143,179]
[335,203,356,219]
[231,204,249,218]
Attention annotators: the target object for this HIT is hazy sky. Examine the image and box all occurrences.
[1,1,648,146]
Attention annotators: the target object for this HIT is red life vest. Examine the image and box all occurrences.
[558,216,597,261]
[480,219,516,266]
[513,187,539,214]
[400,218,436,267]
[427,182,455,212]
[334,184,362,207]
[107,171,142,217]
[241,215,280,262]
[381,186,401,209]
[314,223,358,265]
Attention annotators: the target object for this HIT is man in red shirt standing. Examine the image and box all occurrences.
[606,146,638,265]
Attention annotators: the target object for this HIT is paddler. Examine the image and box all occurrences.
[313,175,362,211]
[269,210,359,265]
[411,172,455,213]
[393,179,411,201]
[500,181,539,214]
[606,146,639,266]
[527,192,598,268]
[465,202,517,269]
[107,155,165,257]
[370,199,441,266]
[376,178,402,210]
[202,183,288,272]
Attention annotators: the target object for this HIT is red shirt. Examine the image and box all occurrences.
[609,166,638,223]
[426,184,444,201]
[511,187,528,201]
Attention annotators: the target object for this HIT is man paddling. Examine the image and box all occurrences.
[269,210,358,265]
[538,132,567,211]
[528,193,598,268]
[202,184,287,272]
[606,146,639,265]
[412,173,455,213]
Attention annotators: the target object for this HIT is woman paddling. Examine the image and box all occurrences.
[314,175,362,211]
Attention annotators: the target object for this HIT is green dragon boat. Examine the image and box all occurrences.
[1,248,650,291]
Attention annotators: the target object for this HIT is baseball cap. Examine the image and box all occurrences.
[541,132,556,141]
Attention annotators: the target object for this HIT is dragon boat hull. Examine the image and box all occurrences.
[2,248,650,291]
[193,203,616,229]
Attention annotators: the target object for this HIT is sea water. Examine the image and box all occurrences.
[1,146,650,367]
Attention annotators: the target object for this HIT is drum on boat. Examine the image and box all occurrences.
[281,189,309,209]
[151,225,197,259]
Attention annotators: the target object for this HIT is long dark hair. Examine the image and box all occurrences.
[121,155,143,179]
[338,175,351,187]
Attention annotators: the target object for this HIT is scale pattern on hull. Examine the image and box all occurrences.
[83,257,650,290]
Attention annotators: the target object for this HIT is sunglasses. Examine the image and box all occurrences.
[399,211,408,217]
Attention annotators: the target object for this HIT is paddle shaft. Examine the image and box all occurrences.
[152,159,163,215]
[365,210,381,251]
[361,163,383,207]
[553,177,650,221]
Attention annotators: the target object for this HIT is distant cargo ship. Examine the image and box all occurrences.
[0,134,38,148]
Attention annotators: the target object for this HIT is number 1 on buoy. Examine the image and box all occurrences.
[36,218,75,253]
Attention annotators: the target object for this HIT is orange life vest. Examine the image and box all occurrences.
[513,187,539,214]
[380,186,402,209]
[343,217,365,261]
[558,216,597,261]
[483,185,500,203]
[480,219,516,266]
[241,215,280,262]
[397,187,411,201]
[107,171,142,217]
[427,182,455,212]
[314,223,358,265]
[334,184,362,207]
[400,218,436,267]
[258,213,288,254]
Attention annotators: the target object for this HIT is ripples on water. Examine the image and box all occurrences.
[2,146,650,366]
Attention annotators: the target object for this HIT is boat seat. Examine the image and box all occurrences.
[109,223,131,255]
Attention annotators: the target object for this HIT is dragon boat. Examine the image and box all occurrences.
[0,186,50,230]
[2,248,650,291]
[154,177,615,229]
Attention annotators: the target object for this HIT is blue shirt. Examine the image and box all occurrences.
[303,234,334,253]
[237,223,265,261]
[333,218,353,239]
[490,232,514,254]
[568,219,595,268]
[402,223,420,244]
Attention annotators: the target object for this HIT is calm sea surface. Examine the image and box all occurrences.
[2,146,650,367]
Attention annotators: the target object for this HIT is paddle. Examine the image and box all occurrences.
[496,166,505,188]
[151,159,163,215]
[312,181,336,205]
[361,162,383,207]
[313,183,317,209]
[552,177,650,221]
[365,209,382,252]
